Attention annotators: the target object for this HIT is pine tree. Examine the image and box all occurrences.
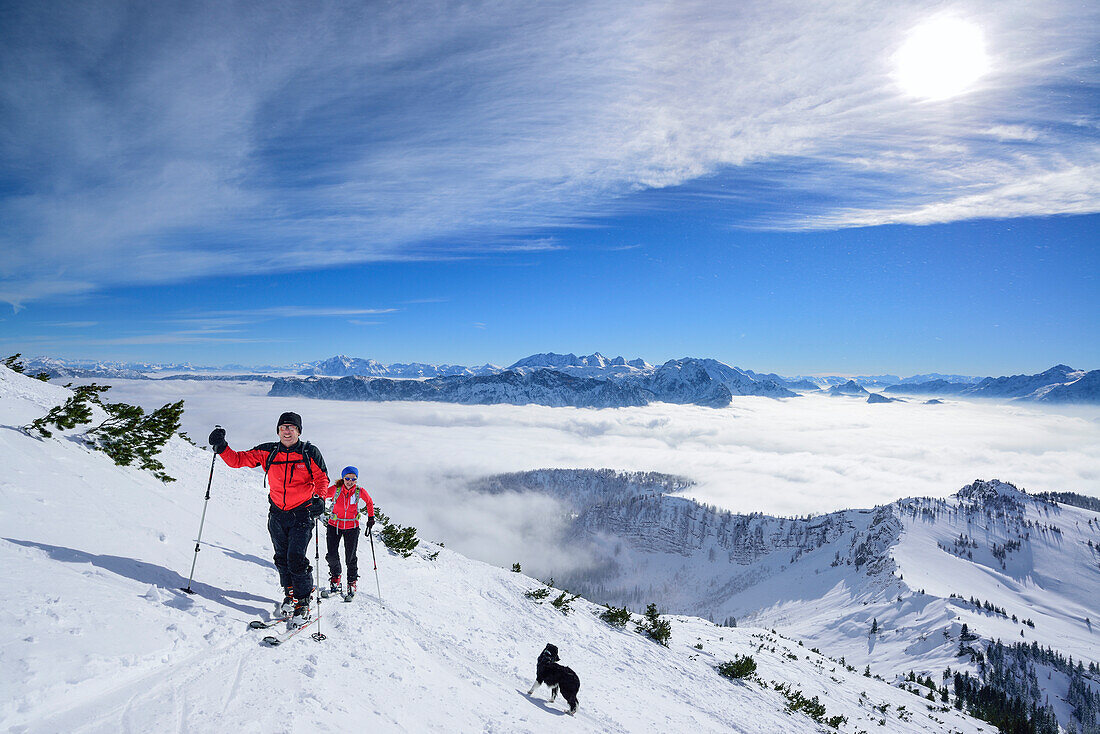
[4,353,50,381]
[86,399,184,482]
[716,655,757,679]
[599,604,631,628]
[636,603,672,646]
[26,384,108,438]
[373,505,419,557]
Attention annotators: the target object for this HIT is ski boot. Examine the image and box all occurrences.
[321,576,341,599]
[279,586,295,617]
[288,596,312,629]
[344,579,356,601]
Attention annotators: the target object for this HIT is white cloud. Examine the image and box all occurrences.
[88,379,1100,574]
[2,0,1097,305]
[199,307,399,320]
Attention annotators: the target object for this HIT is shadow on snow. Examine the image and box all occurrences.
[4,537,272,617]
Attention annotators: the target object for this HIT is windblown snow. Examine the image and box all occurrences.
[0,367,999,732]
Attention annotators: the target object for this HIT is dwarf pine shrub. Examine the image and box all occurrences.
[26,384,107,438]
[550,590,579,615]
[636,603,672,646]
[599,604,632,628]
[379,522,419,558]
[716,655,757,679]
[524,577,554,602]
[511,562,522,573]
[4,353,50,381]
[87,398,184,483]
[25,383,183,482]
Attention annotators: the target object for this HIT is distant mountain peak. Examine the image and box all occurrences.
[955,478,1027,506]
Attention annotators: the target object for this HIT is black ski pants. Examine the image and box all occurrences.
[267,501,314,600]
[325,524,360,583]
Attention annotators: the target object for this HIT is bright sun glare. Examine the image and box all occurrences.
[894,16,990,100]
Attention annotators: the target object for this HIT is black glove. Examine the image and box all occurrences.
[207,427,227,453]
[366,516,376,530]
[308,496,326,521]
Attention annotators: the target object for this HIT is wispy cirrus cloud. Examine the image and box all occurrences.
[195,307,399,320]
[1,0,1096,307]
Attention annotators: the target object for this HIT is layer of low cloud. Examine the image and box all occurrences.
[90,379,1100,575]
[1,0,1097,306]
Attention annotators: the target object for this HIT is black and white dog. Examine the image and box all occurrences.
[527,643,580,715]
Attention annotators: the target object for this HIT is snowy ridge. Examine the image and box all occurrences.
[886,364,1100,403]
[827,380,871,397]
[299,354,503,378]
[474,470,1100,732]
[507,352,652,377]
[269,357,800,409]
[0,367,995,732]
[269,370,653,408]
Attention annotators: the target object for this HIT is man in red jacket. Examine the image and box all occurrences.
[208,411,329,626]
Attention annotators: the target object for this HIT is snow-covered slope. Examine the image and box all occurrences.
[1,368,996,733]
[475,470,1100,732]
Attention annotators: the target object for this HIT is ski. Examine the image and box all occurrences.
[343,592,354,602]
[262,614,323,646]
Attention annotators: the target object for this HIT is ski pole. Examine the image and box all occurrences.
[311,517,326,642]
[181,433,219,594]
[367,527,382,605]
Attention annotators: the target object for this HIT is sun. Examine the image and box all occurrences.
[893,16,990,101]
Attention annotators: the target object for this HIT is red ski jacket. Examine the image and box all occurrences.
[219,441,330,511]
[319,479,374,530]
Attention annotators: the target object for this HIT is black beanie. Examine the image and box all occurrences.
[277,411,303,432]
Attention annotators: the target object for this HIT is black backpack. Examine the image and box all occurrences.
[262,441,315,487]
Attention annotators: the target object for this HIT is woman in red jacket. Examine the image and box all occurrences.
[208,411,330,625]
[319,466,375,599]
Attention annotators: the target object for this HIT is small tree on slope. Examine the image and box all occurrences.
[374,505,420,558]
[25,382,183,482]
[636,603,672,646]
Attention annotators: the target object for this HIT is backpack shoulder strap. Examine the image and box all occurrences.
[301,441,314,479]
[264,445,280,472]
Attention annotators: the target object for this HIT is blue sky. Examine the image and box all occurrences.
[1,0,1097,375]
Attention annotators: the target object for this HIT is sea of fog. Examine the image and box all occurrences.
[83,378,1100,574]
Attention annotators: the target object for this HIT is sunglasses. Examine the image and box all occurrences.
[343,475,357,481]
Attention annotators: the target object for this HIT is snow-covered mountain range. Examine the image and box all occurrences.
[1,365,1002,733]
[23,352,1091,404]
[298,354,504,378]
[507,352,653,377]
[22,355,310,377]
[268,357,798,408]
[885,364,1100,403]
[270,370,653,408]
[472,469,1100,733]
